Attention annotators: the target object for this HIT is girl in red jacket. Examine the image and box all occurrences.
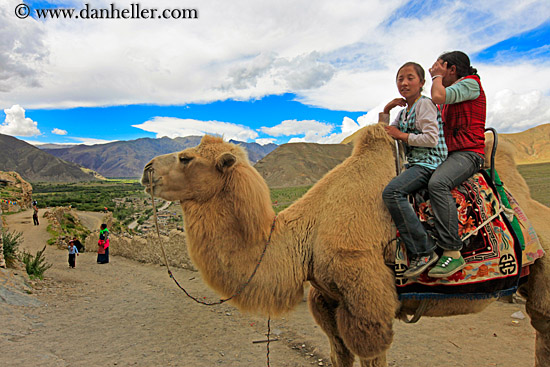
[427,51,486,278]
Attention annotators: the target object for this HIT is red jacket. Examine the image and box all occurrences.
[440,75,486,155]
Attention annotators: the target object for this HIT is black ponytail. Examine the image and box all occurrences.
[439,51,479,79]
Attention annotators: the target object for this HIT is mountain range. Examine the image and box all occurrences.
[2,124,548,184]
[42,136,277,178]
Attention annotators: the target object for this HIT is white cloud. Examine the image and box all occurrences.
[72,137,115,145]
[132,117,258,141]
[52,128,68,135]
[255,138,276,145]
[259,117,366,144]
[0,104,41,136]
[1,0,550,135]
[260,119,335,143]
[487,89,550,132]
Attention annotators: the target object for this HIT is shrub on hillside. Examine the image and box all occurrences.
[20,245,52,280]
[2,230,22,267]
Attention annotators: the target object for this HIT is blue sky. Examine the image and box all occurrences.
[1,0,550,146]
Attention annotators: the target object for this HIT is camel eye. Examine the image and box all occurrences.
[179,156,193,164]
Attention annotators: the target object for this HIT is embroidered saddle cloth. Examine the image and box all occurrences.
[395,169,545,300]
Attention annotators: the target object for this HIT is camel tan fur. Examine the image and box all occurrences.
[142,125,550,367]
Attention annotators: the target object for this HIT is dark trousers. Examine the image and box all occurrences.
[68,253,76,268]
[33,214,39,225]
[97,247,109,264]
[382,164,436,256]
[428,151,484,251]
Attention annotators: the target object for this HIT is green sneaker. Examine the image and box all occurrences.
[427,255,466,278]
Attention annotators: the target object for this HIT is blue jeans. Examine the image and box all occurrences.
[382,165,436,256]
[428,151,484,251]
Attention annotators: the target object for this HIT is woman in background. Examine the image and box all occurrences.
[97,223,110,264]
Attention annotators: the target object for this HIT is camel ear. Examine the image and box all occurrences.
[216,152,236,172]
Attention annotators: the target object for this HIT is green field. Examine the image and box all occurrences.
[517,162,550,207]
[32,180,147,211]
[270,185,312,213]
[30,163,549,221]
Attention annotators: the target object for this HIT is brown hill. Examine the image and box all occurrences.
[254,143,353,188]
[498,124,550,164]
[257,124,549,188]
[343,124,550,163]
[0,133,103,183]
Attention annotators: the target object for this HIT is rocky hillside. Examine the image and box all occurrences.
[0,171,33,212]
[43,136,277,178]
[254,142,353,188]
[0,134,102,183]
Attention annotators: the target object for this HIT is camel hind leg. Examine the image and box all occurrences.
[308,287,355,367]
[524,251,550,366]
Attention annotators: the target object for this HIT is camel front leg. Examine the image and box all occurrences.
[329,251,398,363]
[308,287,355,367]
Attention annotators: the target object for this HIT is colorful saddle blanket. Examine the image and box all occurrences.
[395,169,544,300]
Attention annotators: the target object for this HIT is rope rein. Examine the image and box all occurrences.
[148,171,273,365]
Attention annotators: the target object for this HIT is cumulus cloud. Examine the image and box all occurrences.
[2,0,548,113]
[255,138,276,145]
[0,104,41,136]
[259,117,366,144]
[132,117,258,141]
[1,0,550,137]
[72,137,115,145]
[487,89,550,132]
[52,128,68,135]
[260,119,334,143]
[224,51,335,93]
[0,0,47,93]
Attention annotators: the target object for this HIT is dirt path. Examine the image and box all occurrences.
[1,209,537,366]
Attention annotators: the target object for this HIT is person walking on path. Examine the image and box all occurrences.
[32,203,39,226]
[68,240,79,268]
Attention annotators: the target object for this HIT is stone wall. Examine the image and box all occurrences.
[84,230,196,271]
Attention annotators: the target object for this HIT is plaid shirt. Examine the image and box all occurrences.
[398,96,448,170]
[440,75,486,154]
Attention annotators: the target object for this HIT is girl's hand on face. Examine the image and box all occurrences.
[429,60,447,77]
[383,98,407,114]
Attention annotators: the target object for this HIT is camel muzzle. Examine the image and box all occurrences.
[141,163,155,193]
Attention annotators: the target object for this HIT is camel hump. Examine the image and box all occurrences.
[351,123,394,156]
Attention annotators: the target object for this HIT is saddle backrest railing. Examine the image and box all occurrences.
[485,127,498,183]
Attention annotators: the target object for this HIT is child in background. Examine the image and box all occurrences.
[68,240,79,268]
[381,62,448,278]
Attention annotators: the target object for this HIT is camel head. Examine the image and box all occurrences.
[141,135,250,203]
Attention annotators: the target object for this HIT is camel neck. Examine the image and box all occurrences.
[180,201,308,316]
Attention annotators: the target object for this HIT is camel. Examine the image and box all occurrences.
[141,123,550,367]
